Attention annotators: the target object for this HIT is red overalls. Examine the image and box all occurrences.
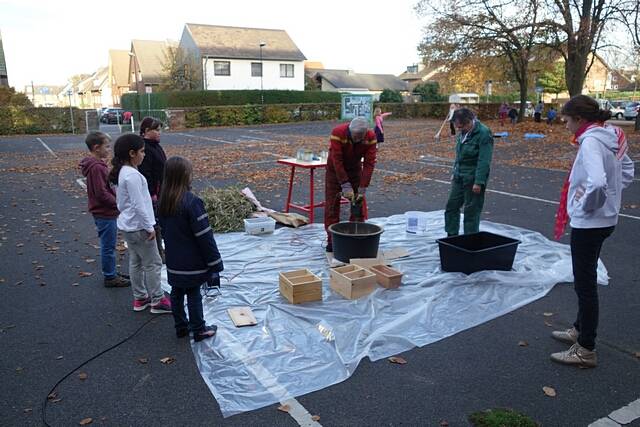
[324,123,377,245]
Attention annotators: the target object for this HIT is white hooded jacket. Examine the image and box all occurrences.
[568,125,634,229]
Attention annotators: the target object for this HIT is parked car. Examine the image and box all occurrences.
[624,102,640,121]
[100,108,124,124]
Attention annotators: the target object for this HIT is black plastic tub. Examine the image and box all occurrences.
[328,222,384,263]
[436,231,520,274]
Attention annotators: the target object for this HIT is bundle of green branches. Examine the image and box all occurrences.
[199,187,255,233]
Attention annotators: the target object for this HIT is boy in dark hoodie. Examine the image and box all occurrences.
[80,132,131,288]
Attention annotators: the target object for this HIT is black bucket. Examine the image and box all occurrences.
[436,231,520,274]
[328,222,384,263]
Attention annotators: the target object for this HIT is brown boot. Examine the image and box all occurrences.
[104,275,131,288]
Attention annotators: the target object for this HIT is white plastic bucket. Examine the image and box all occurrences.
[405,211,428,234]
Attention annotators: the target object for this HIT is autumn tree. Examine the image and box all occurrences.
[416,0,547,120]
[160,46,202,91]
[0,86,32,107]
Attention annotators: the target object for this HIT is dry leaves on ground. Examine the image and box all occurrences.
[79,417,93,425]
[543,312,554,317]
[159,357,175,365]
[138,357,149,364]
[78,272,93,277]
[388,356,408,365]
[311,415,321,421]
[78,372,88,380]
[543,386,557,397]
[518,341,529,347]
[277,404,291,413]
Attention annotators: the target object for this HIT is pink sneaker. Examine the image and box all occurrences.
[133,297,151,311]
[150,296,172,314]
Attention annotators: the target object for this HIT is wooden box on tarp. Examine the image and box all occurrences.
[279,269,322,304]
[329,265,377,299]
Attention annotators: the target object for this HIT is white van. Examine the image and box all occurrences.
[448,93,480,104]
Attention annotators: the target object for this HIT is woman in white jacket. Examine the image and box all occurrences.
[551,95,634,368]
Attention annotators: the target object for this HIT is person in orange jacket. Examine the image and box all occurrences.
[324,117,377,252]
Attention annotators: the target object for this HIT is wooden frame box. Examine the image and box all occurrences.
[279,269,322,304]
[369,265,403,289]
[329,265,377,299]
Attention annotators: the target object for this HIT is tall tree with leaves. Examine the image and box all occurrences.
[416,0,547,121]
[160,46,202,91]
[538,61,568,99]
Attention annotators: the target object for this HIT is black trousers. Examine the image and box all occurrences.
[570,226,614,350]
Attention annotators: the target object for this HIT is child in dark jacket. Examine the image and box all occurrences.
[79,132,130,288]
[138,117,167,260]
[158,156,223,342]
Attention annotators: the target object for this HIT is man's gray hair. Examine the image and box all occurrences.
[349,117,369,134]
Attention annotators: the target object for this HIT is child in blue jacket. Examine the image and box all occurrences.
[158,156,223,342]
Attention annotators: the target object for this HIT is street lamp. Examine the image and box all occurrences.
[67,90,75,134]
[259,41,266,105]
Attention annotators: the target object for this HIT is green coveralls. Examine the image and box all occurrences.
[444,120,494,236]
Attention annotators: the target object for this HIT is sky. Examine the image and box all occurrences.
[0,0,426,90]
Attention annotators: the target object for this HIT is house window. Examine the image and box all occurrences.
[214,61,231,76]
[251,62,262,77]
[280,64,294,78]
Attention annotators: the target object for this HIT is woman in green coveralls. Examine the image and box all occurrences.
[444,108,494,236]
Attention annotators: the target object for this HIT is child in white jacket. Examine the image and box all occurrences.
[551,95,634,368]
[109,134,171,314]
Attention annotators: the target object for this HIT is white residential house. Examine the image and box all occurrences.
[179,23,306,91]
[309,69,409,100]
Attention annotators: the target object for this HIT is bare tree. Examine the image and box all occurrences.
[416,0,547,120]
[543,0,622,96]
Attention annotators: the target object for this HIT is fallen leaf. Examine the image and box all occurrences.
[311,415,321,421]
[16,243,24,247]
[634,352,640,359]
[440,421,449,427]
[47,392,58,400]
[543,386,556,397]
[78,272,93,277]
[85,259,95,263]
[518,340,529,347]
[388,356,408,365]
[159,357,175,365]
[544,321,553,327]
[137,357,149,364]
[23,408,32,414]
[71,282,79,287]
[55,355,63,360]
[78,372,88,380]
[543,312,554,317]
[79,417,93,425]
[277,404,291,413]
[14,281,23,286]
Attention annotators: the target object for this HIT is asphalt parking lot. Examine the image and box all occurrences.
[1,118,639,426]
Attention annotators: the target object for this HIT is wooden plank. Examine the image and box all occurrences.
[227,307,258,327]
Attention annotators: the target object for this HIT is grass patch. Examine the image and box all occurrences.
[469,408,537,427]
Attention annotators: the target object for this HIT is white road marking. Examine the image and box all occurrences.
[239,134,277,142]
[174,132,235,145]
[589,397,640,427]
[36,137,57,158]
[216,328,322,426]
[375,169,640,221]
[76,178,87,189]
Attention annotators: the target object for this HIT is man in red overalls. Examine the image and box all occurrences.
[324,117,378,252]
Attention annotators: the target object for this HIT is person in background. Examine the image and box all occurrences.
[373,107,392,144]
[444,108,494,236]
[508,106,518,125]
[546,106,557,126]
[159,156,223,342]
[138,117,167,262]
[551,95,633,368]
[109,133,171,314]
[447,103,460,142]
[534,101,544,123]
[324,117,378,252]
[79,132,130,288]
[123,111,132,124]
[498,102,509,126]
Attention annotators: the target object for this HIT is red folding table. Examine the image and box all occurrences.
[277,157,349,223]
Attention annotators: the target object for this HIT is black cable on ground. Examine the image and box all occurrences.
[42,316,158,427]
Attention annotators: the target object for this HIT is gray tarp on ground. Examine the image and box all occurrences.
[161,211,608,417]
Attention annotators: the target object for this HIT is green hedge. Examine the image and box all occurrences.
[122,90,342,110]
[183,103,341,128]
[0,107,85,135]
